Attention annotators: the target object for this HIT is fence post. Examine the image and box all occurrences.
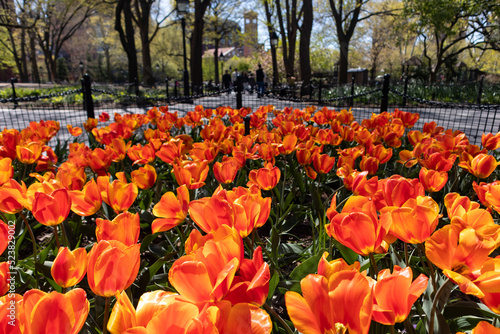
[174,80,178,97]
[165,78,169,99]
[82,74,95,119]
[477,75,484,105]
[402,75,409,107]
[380,74,390,112]
[350,74,355,107]
[244,115,250,136]
[318,80,323,106]
[10,77,18,109]
[236,76,243,109]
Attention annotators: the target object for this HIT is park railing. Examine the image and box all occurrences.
[1,74,499,146]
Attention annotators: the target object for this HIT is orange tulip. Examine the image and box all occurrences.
[87,240,140,297]
[130,164,157,190]
[370,266,428,325]
[0,157,13,186]
[0,179,27,214]
[374,175,425,210]
[393,109,420,128]
[450,209,500,243]
[326,196,391,255]
[51,247,88,288]
[189,186,271,237]
[86,147,113,175]
[32,188,71,226]
[473,181,500,214]
[458,153,498,178]
[83,118,98,132]
[225,246,270,306]
[343,171,378,197]
[426,225,497,279]
[461,321,500,334]
[285,270,373,334]
[369,144,393,164]
[16,141,43,164]
[444,192,481,219]
[419,167,448,192]
[279,134,298,155]
[66,124,82,137]
[0,262,10,296]
[0,293,24,333]
[169,226,243,304]
[482,132,500,151]
[22,288,89,334]
[172,159,209,190]
[155,138,185,164]
[56,161,86,191]
[108,138,132,162]
[317,253,361,281]
[96,211,140,246]
[152,185,190,233]
[213,158,240,184]
[312,153,335,174]
[382,196,440,244]
[107,290,179,333]
[360,156,380,175]
[247,162,281,190]
[127,142,157,165]
[418,151,456,172]
[69,179,102,216]
[106,177,138,214]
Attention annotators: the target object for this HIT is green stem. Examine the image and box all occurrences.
[418,243,437,291]
[263,303,294,334]
[60,223,69,247]
[369,253,379,278]
[389,325,395,334]
[103,296,111,334]
[19,212,39,289]
[53,226,61,248]
[404,242,409,266]
[428,278,451,334]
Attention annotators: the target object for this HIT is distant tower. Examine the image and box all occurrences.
[243,11,258,57]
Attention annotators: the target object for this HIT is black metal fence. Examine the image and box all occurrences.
[1,74,499,146]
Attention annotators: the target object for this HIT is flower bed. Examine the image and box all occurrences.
[1,104,500,333]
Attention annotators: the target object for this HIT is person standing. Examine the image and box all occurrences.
[248,73,256,95]
[256,64,266,97]
[231,69,239,91]
[222,70,231,93]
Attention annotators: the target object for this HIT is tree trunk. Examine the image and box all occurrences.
[191,0,211,95]
[214,40,220,85]
[115,0,139,84]
[141,28,154,86]
[29,30,39,83]
[138,0,154,86]
[20,27,29,82]
[264,0,279,87]
[338,40,349,85]
[299,0,313,87]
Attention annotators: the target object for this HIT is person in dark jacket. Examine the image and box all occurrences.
[222,70,231,93]
[256,64,266,97]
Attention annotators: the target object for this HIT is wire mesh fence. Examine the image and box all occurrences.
[1,74,498,146]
